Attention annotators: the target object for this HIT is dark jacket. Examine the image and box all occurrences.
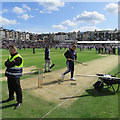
[45,47,50,60]
[64,49,77,61]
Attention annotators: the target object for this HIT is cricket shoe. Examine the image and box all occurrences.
[70,77,76,81]
[14,102,22,110]
[48,70,51,72]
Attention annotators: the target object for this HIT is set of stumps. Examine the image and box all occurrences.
[38,68,77,89]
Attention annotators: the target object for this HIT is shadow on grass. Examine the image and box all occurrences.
[83,88,115,97]
[23,86,38,91]
[23,71,38,76]
[60,88,115,100]
[23,79,75,91]
[43,80,58,86]
[43,79,72,86]
[0,103,16,110]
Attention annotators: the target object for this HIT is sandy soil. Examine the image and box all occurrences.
[21,55,118,106]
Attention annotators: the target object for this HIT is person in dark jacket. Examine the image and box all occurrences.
[33,46,35,54]
[62,44,77,81]
[118,46,120,55]
[45,45,51,72]
[113,46,116,54]
[3,45,23,109]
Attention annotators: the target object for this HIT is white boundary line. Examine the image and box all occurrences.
[41,88,82,119]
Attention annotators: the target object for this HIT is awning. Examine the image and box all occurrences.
[77,41,120,44]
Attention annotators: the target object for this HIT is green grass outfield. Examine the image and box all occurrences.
[1,48,104,79]
[0,48,120,119]
[1,48,104,70]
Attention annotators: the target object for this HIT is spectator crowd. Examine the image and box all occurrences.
[1,40,120,55]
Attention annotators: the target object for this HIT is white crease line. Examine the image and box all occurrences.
[41,88,82,119]
[44,88,65,96]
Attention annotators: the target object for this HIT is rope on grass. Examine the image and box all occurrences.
[41,88,82,119]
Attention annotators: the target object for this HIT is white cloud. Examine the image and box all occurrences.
[39,10,52,14]
[30,15,34,18]
[36,0,64,13]
[18,14,34,20]
[0,9,8,14]
[3,9,8,13]
[13,7,25,14]
[72,26,101,32]
[35,8,39,11]
[51,20,77,31]
[74,11,106,24]
[16,29,22,32]
[21,27,51,34]
[61,20,77,27]
[40,10,44,13]
[104,3,118,15]
[52,24,67,30]
[102,28,115,31]
[22,4,31,11]
[0,16,17,25]
[71,6,74,9]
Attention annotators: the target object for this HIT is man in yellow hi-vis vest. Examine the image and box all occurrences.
[4,45,23,109]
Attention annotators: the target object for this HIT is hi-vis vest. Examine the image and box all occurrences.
[5,54,23,78]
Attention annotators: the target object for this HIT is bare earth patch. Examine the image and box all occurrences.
[98,54,109,57]
[21,55,118,107]
[0,69,5,74]
[0,66,37,81]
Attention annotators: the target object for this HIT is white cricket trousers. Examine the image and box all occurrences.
[45,60,51,71]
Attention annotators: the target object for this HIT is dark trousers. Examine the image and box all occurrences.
[33,48,35,54]
[7,77,22,103]
[63,61,74,78]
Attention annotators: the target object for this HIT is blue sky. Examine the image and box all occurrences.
[0,1,118,33]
